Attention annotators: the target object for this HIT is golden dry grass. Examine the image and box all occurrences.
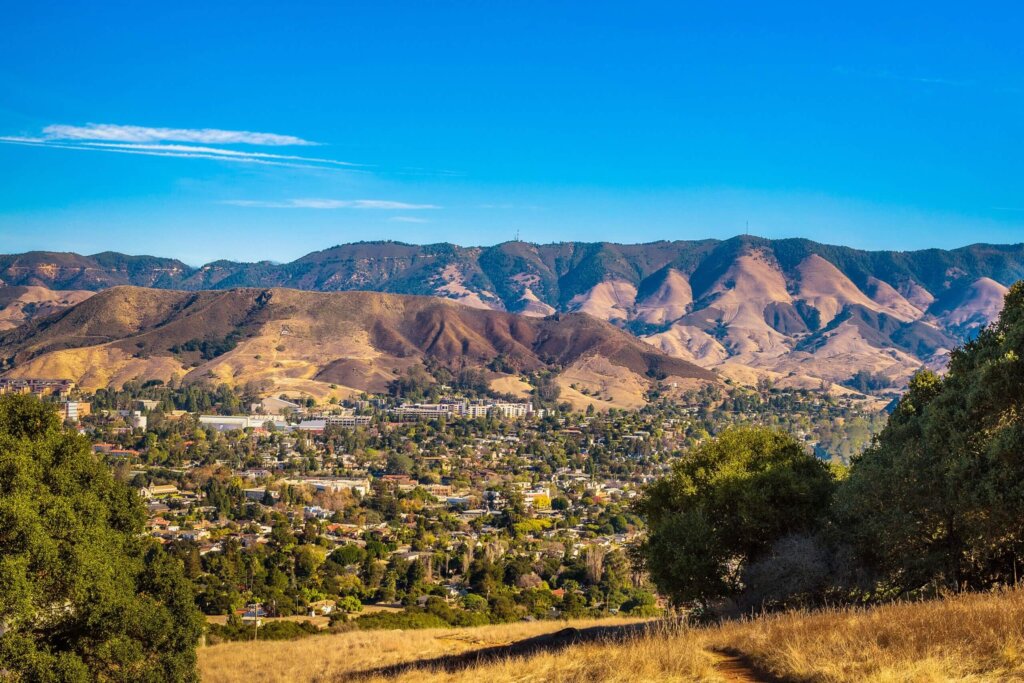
[197,617,703,683]
[709,588,1024,682]
[198,589,1024,683]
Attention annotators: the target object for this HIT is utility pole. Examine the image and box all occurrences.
[252,602,262,642]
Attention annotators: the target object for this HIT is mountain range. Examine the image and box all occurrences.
[1,235,1021,402]
[0,287,713,409]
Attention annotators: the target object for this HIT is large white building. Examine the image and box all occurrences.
[286,477,371,496]
[199,414,289,431]
[393,400,538,421]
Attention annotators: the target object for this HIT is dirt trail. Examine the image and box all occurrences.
[708,649,784,682]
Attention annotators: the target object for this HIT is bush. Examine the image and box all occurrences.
[207,620,321,643]
[352,610,450,630]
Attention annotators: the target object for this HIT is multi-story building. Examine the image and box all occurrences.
[60,400,91,422]
[325,414,373,427]
[0,378,75,397]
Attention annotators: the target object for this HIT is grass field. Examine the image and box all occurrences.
[198,587,1024,682]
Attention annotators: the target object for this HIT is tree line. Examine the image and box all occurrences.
[635,282,1024,614]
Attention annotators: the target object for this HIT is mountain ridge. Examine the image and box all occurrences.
[0,286,714,409]
[4,236,1023,301]
[2,236,1021,395]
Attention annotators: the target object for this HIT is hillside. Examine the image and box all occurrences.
[0,285,94,331]
[0,287,713,407]
[2,236,1021,394]
[197,588,1024,682]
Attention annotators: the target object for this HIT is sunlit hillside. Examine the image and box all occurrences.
[198,587,1024,682]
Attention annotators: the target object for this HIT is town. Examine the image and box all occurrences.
[0,373,884,640]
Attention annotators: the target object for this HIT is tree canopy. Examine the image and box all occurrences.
[637,282,1024,610]
[0,394,203,682]
[837,281,1024,594]
[633,426,836,607]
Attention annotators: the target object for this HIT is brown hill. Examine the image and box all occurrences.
[0,287,714,408]
[3,237,1020,396]
[0,286,94,331]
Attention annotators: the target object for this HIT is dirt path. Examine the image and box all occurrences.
[708,649,784,682]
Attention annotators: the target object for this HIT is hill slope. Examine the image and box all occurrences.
[3,236,1021,393]
[0,285,94,331]
[0,287,713,407]
[197,588,1024,683]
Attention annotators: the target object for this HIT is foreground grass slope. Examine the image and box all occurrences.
[198,588,1024,682]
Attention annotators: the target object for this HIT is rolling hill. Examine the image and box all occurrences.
[0,287,714,408]
[2,235,1021,394]
[197,589,1024,683]
[0,285,94,331]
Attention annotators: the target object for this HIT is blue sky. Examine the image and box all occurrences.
[1,1,1022,265]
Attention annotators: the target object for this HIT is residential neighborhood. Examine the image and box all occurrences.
[20,374,884,638]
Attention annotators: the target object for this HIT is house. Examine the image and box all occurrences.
[141,484,179,498]
[424,483,454,498]
[303,505,332,519]
[116,409,147,430]
[308,599,336,616]
[240,604,268,624]
[244,488,279,502]
[523,486,552,509]
[483,489,505,510]
[179,528,210,541]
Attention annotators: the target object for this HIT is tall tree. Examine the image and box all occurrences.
[837,282,1024,594]
[0,394,203,681]
[633,426,835,607]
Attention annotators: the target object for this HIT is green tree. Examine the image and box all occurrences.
[0,394,204,681]
[338,595,362,613]
[837,282,1024,594]
[633,426,835,607]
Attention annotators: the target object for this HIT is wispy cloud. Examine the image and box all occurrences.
[832,66,1022,94]
[0,135,47,143]
[389,215,430,223]
[223,198,440,210]
[834,66,974,88]
[478,203,545,210]
[78,142,357,167]
[0,123,357,170]
[42,123,316,146]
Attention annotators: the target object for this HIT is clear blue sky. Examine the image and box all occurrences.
[1,1,1021,265]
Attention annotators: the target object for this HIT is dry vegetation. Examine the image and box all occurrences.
[198,588,1024,682]
[1,286,713,407]
[709,588,1024,682]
